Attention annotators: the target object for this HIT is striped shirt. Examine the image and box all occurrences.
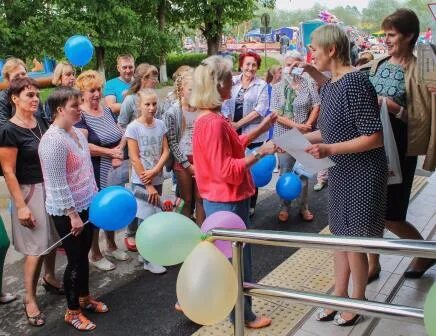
[75,107,123,189]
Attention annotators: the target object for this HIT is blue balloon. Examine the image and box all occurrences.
[64,35,94,67]
[250,167,272,187]
[89,186,137,231]
[261,154,276,171]
[276,172,302,201]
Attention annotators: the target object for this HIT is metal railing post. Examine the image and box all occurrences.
[233,241,245,336]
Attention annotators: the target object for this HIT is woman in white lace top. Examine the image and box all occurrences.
[39,87,108,331]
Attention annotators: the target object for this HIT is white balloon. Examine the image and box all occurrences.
[176,241,238,325]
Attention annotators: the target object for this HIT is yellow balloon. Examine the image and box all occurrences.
[176,241,238,325]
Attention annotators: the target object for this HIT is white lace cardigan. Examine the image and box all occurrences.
[38,125,98,216]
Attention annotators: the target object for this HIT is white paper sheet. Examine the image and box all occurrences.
[272,129,335,174]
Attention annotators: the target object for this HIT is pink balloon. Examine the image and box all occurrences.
[201,211,246,258]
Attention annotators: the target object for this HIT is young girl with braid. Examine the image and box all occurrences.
[164,69,205,225]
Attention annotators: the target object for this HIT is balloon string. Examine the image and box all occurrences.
[38,220,89,257]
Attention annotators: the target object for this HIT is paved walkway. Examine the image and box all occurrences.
[193,173,435,336]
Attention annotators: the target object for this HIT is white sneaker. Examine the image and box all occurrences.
[143,261,167,274]
[106,248,129,261]
[89,257,116,271]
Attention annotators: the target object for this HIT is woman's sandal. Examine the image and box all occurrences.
[23,303,46,327]
[333,312,362,326]
[300,209,314,222]
[315,309,337,322]
[246,315,272,329]
[64,309,96,331]
[42,276,64,295]
[79,296,109,313]
[278,210,289,222]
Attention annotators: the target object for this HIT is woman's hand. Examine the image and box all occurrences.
[289,61,316,75]
[146,185,160,206]
[17,206,36,229]
[305,143,333,159]
[140,169,158,185]
[296,123,312,133]
[107,147,123,159]
[258,141,277,156]
[258,112,278,133]
[69,213,84,236]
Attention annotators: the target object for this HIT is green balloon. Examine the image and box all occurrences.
[136,212,202,266]
[425,282,436,336]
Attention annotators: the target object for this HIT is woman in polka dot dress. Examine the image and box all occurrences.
[294,25,388,327]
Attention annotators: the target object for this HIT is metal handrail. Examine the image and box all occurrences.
[211,229,436,258]
[207,230,435,336]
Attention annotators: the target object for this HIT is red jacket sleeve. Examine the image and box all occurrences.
[203,119,247,185]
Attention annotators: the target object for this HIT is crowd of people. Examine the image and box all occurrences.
[0,7,434,332]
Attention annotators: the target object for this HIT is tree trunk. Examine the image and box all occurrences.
[206,36,220,55]
[95,46,106,81]
[158,0,168,83]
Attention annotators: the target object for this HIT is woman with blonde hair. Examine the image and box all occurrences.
[0,57,44,126]
[43,61,76,122]
[75,70,127,271]
[192,56,276,329]
[118,63,163,129]
[166,69,205,224]
[295,25,387,326]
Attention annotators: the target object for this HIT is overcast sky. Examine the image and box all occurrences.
[276,0,370,11]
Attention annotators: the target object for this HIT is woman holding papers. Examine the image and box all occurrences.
[270,50,321,222]
[294,25,387,327]
[191,56,276,329]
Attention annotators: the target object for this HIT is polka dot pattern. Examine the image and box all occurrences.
[318,72,388,238]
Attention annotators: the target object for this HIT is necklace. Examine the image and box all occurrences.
[15,115,43,141]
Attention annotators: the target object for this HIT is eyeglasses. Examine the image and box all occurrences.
[121,65,134,70]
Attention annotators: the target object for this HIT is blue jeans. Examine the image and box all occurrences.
[203,198,256,323]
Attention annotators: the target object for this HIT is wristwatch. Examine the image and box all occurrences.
[252,150,262,160]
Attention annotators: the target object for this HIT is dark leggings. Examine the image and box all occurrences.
[51,210,93,310]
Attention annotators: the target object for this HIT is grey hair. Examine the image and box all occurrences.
[284,50,303,62]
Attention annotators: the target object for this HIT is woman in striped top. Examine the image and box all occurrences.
[75,71,128,271]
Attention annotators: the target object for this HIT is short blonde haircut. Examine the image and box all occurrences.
[117,54,134,64]
[52,61,74,86]
[311,25,351,66]
[2,57,26,82]
[190,56,232,109]
[75,70,104,92]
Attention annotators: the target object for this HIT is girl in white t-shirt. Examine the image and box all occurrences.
[125,89,169,274]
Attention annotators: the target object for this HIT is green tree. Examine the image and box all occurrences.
[181,0,275,55]
[361,0,401,32]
